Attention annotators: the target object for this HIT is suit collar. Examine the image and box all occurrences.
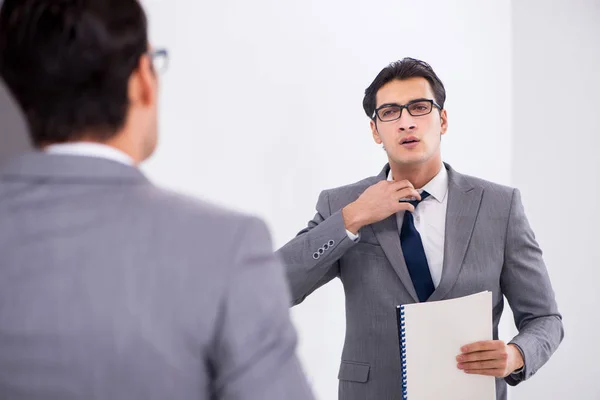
[45,142,135,167]
[385,164,449,203]
[0,151,148,184]
[378,162,471,187]
[371,162,481,302]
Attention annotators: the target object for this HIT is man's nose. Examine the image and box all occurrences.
[398,110,417,131]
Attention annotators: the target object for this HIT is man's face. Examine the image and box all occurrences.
[370,77,448,168]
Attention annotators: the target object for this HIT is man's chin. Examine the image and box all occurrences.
[388,153,427,166]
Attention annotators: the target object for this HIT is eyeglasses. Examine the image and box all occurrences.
[149,48,169,74]
[373,99,442,122]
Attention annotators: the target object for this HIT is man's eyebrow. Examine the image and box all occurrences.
[376,98,430,108]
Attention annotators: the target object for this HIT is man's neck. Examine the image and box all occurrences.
[80,128,141,164]
[389,159,443,189]
[41,132,141,165]
[102,135,140,164]
[43,141,136,167]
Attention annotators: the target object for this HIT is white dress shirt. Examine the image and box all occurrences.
[347,165,448,288]
[44,142,135,166]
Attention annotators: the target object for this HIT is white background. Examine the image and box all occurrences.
[511,1,600,399]
[141,0,598,398]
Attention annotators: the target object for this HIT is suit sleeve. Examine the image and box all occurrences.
[209,217,315,400]
[276,190,357,306]
[501,188,564,385]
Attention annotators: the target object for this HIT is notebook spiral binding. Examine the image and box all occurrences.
[397,305,408,399]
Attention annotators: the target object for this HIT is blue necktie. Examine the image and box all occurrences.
[400,191,435,302]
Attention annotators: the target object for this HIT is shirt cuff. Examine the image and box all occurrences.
[509,343,526,376]
[345,229,360,241]
[511,366,524,375]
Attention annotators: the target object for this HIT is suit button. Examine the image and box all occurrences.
[328,240,335,246]
[313,252,320,259]
[323,244,329,250]
[318,248,325,255]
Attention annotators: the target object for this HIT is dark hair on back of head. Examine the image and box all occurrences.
[363,57,446,119]
[0,0,148,146]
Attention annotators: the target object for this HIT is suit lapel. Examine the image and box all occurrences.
[428,165,483,301]
[371,216,420,302]
[367,164,420,302]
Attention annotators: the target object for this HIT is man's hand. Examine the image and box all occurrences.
[457,341,524,378]
[342,180,420,234]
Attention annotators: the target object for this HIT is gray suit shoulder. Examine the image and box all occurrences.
[147,186,262,223]
[447,166,523,216]
[462,172,514,191]
[455,169,517,203]
[129,184,269,245]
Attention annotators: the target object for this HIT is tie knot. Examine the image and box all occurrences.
[408,190,430,208]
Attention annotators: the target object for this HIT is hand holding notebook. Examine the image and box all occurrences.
[396,291,496,400]
[458,338,524,378]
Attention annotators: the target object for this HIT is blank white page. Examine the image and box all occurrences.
[401,291,495,400]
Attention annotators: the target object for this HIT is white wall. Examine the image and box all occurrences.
[512,1,600,399]
[141,1,513,399]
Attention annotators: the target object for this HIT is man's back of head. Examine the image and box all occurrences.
[0,1,313,399]
[0,0,160,164]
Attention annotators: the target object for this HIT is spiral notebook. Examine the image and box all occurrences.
[396,291,496,400]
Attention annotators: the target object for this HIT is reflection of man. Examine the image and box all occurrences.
[0,79,31,165]
[277,58,563,400]
[0,1,313,399]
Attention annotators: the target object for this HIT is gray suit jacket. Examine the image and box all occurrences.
[0,152,314,400]
[277,163,563,400]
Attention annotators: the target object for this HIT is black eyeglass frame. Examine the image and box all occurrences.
[372,98,442,122]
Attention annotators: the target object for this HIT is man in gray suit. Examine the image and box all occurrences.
[277,58,563,400]
[0,1,313,399]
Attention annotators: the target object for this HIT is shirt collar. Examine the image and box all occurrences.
[44,142,135,167]
[387,164,449,203]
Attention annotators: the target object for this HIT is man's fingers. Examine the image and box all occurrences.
[395,188,421,202]
[389,179,414,191]
[394,201,415,213]
[464,369,505,377]
[457,350,507,363]
[461,340,504,353]
[458,359,505,370]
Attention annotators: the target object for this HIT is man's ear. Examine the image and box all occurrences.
[371,119,382,144]
[440,109,448,136]
[128,55,156,107]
